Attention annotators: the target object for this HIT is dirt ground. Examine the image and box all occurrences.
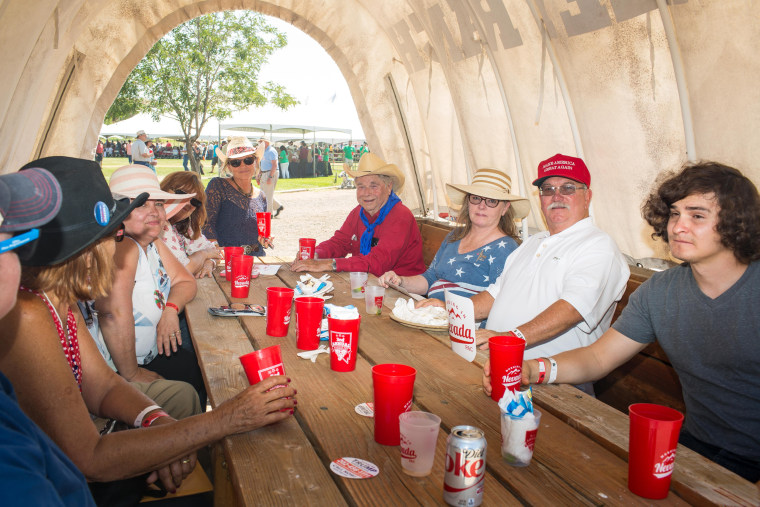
[266,186,358,260]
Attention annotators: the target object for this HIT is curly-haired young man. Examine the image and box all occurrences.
[494,161,760,483]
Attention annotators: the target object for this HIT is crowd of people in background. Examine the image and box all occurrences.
[94,133,370,183]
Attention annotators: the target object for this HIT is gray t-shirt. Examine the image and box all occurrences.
[613,261,760,460]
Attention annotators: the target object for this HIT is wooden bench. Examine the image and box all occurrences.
[414,217,685,414]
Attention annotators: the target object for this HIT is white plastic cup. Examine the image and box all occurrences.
[500,408,542,467]
[349,271,368,299]
[399,411,441,476]
[364,285,385,315]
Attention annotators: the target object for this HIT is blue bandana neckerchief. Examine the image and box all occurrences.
[359,191,401,255]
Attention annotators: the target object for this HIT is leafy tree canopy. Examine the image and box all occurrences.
[106,11,297,169]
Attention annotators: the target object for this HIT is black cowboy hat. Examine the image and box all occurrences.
[17,156,148,266]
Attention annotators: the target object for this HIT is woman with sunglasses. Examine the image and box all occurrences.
[203,136,273,256]
[90,164,207,411]
[160,171,221,278]
[379,168,530,301]
[3,157,296,504]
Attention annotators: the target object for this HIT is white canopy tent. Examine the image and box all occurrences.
[1,0,758,263]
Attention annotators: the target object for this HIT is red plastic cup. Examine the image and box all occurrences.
[239,345,285,385]
[328,315,361,372]
[230,254,254,298]
[372,364,416,445]
[628,403,684,499]
[295,297,324,351]
[265,287,294,337]
[223,246,243,281]
[488,335,526,402]
[298,238,316,260]
[256,212,271,238]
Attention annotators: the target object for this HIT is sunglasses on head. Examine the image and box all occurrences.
[172,189,202,208]
[229,157,255,168]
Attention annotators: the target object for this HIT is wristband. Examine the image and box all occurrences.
[511,327,526,341]
[536,358,546,384]
[141,410,170,428]
[205,258,217,267]
[547,357,558,384]
[164,302,179,312]
[134,404,162,428]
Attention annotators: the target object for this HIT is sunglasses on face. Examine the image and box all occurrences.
[538,184,587,197]
[172,189,202,208]
[468,195,501,208]
[229,157,255,168]
[0,228,39,254]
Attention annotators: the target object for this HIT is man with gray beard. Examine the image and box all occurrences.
[423,154,629,395]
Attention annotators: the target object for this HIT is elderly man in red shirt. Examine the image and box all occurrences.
[292,153,425,277]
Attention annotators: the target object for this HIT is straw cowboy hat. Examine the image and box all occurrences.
[16,156,148,266]
[217,136,256,166]
[109,164,194,220]
[346,152,405,192]
[446,168,530,219]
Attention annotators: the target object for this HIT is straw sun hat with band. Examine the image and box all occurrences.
[346,152,405,192]
[446,168,530,220]
[16,156,149,266]
[217,136,256,167]
[109,164,195,220]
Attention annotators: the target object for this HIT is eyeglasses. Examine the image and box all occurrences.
[468,195,501,208]
[172,189,202,208]
[229,157,255,168]
[538,184,587,197]
[0,228,39,254]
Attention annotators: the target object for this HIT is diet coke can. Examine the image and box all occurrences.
[443,425,486,506]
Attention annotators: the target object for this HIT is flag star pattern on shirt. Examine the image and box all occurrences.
[423,234,519,302]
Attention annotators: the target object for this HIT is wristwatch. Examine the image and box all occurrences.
[331,259,337,271]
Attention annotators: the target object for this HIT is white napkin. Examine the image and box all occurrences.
[295,273,334,297]
[391,298,448,326]
[296,344,330,362]
[325,304,360,320]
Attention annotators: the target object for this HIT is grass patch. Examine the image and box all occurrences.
[99,157,340,190]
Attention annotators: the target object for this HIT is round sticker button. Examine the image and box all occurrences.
[354,402,374,417]
[93,201,110,226]
[330,457,379,479]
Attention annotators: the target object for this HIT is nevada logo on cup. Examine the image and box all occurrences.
[444,291,477,362]
[400,434,417,462]
[257,217,266,234]
[524,429,538,451]
[233,275,249,289]
[300,247,309,259]
[283,308,291,325]
[501,366,522,390]
[652,449,677,478]
[331,331,352,364]
[258,363,284,381]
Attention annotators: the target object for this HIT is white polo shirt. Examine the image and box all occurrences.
[485,217,629,359]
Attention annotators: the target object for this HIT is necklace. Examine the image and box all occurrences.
[20,287,82,391]
[230,177,253,198]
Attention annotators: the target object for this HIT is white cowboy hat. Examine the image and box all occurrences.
[346,152,405,192]
[218,136,256,166]
[109,164,194,220]
[446,168,530,219]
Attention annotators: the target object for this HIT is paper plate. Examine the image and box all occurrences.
[389,313,448,331]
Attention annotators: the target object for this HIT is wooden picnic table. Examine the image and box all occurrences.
[184,256,759,506]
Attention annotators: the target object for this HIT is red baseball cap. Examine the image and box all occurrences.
[533,154,591,187]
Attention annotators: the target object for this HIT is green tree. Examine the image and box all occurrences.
[107,11,297,173]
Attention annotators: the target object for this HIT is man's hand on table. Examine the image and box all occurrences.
[291,258,333,272]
